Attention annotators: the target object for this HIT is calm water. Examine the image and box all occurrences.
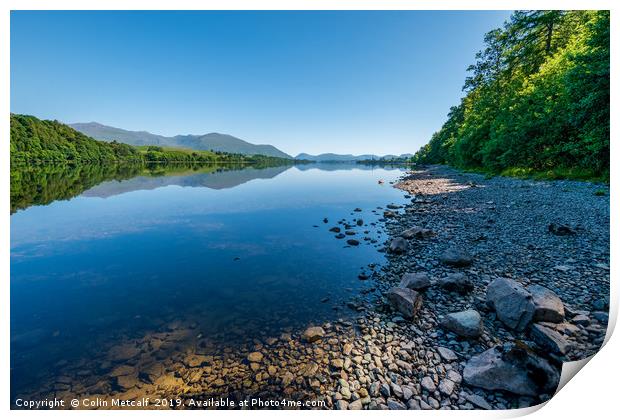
[10,163,409,397]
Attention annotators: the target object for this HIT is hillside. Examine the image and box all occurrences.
[11,114,291,165]
[70,122,292,159]
[11,114,143,163]
[412,10,609,180]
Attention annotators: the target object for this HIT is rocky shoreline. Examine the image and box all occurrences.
[17,165,610,410]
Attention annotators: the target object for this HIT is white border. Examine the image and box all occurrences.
[2,2,617,420]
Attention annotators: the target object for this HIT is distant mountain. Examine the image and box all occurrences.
[295,153,412,162]
[70,122,292,159]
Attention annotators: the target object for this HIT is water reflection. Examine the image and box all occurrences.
[10,162,409,405]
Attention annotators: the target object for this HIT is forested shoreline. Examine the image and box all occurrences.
[10,114,292,166]
[413,10,609,181]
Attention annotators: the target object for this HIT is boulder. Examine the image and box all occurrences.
[529,285,565,323]
[388,237,408,254]
[463,344,560,396]
[486,277,535,331]
[530,324,571,355]
[441,310,483,338]
[399,272,431,291]
[346,239,360,246]
[401,226,434,240]
[302,326,325,343]
[437,347,459,362]
[438,273,474,294]
[572,314,590,326]
[386,287,422,319]
[440,248,473,267]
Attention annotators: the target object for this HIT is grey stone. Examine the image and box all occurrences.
[438,273,474,294]
[572,314,591,326]
[387,287,423,319]
[437,346,459,362]
[386,398,407,410]
[464,393,492,410]
[486,277,535,331]
[463,345,560,396]
[441,310,483,338]
[421,376,436,393]
[440,248,473,267]
[348,399,363,410]
[399,272,431,291]
[335,400,349,410]
[529,285,565,323]
[388,237,408,254]
[438,379,456,396]
[407,399,421,409]
[530,324,571,355]
[391,383,404,398]
[380,383,391,398]
[401,226,434,240]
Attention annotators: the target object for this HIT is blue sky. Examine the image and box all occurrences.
[11,10,512,156]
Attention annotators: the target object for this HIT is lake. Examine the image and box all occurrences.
[10,163,410,401]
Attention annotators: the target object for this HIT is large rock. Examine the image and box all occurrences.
[486,277,535,331]
[438,273,474,294]
[463,344,560,396]
[302,326,325,343]
[529,285,565,323]
[401,226,434,240]
[440,247,473,267]
[388,237,408,254]
[399,272,431,291]
[387,287,422,319]
[441,310,483,338]
[530,323,571,355]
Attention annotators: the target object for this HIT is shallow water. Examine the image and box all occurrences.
[10,163,409,398]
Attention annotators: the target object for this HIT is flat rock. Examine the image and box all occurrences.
[386,287,422,318]
[464,393,492,410]
[440,247,473,267]
[463,344,559,396]
[107,343,140,362]
[302,326,325,343]
[437,346,459,362]
[529,285,565,323]
[399,272,431,291]
[437,273,474,294]
[401,226,434,239]
[530,324,571,355]
[486,277,535,331]
[441,310,483,338]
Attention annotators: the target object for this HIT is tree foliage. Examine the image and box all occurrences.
[10,114,292,166]
[413,10,609,180]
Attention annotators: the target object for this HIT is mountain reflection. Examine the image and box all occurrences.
[10,163,292,214]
